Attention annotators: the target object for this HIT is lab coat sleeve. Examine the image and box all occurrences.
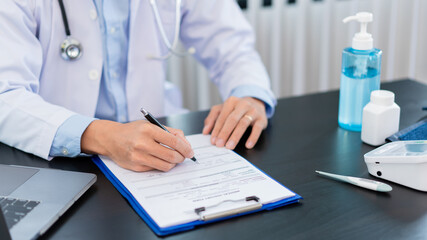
[179,0,277,110]
[50,115,95,157]
[0,1,76,159]
[231,85,276,118]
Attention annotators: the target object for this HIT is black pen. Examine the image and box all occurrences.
[140,108,198,163]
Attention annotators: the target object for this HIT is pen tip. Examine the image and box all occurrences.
[191,157,199,164]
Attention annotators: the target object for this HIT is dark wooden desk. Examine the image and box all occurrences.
[1,79,427,240]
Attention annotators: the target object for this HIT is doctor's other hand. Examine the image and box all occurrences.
[203,96,268,150]
[81,120,194,172]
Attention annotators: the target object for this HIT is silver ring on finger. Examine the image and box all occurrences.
[243,115,253,123]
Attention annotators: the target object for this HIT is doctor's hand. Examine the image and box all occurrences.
[203,96,268,150]
[81,120,194,172]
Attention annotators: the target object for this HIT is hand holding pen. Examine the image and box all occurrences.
[81,117,195,172]
[141,108,198,163]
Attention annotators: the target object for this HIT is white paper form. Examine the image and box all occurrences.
[100,134,295,228]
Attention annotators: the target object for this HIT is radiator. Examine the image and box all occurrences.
[167,0,427,112]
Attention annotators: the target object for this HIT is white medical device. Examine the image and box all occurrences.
[364,140,427,191]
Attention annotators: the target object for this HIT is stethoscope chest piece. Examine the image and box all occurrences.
[61,37,83,61]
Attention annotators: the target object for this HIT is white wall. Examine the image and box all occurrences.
[167,0,427,112]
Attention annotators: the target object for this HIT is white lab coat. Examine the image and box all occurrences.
[0,0,273,159]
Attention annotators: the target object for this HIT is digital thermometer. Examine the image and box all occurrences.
[316,171,392,192]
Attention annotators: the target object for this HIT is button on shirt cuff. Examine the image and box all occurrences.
[230,85,277,118]
[49,115,96,157]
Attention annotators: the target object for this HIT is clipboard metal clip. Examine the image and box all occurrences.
[194,196,262,221]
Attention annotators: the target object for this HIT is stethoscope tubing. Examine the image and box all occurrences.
[149,0,195,60]
[58,0,193,61]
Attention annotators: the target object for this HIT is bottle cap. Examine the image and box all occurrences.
[370,90,395,106]
[343,12,373,50]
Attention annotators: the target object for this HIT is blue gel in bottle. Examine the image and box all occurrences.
[338,12,382,132]
[338,48,382,131]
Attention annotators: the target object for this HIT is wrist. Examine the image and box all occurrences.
[81,120,121,156]
[244,96,266,110]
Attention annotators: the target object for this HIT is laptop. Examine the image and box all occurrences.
[0,164,96,239]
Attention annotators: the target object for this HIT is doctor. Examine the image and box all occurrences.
[0,0,276,172]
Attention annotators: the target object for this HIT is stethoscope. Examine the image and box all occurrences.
[148,0,195,60]
[58,0,194,61]
[58,0,83,61]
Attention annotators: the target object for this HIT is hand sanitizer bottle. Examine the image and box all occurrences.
[338,12,382,131]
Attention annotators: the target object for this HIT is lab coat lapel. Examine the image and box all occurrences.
[126,0,166,121]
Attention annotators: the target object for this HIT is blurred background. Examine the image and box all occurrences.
[167,0,427,112]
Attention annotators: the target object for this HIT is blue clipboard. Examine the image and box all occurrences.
[92,155,302,236]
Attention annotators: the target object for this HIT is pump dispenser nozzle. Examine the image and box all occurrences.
[343,12,373,50]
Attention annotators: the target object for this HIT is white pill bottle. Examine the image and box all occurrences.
[361,90,400,146]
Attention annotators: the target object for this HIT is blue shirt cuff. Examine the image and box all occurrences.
[49,115,96,157]
[230,85,277,118]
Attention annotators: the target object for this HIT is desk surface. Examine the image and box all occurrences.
[1,79,427,240]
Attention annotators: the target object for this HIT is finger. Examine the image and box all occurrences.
[245,120,266,149]
[136,165,155,172]
[224,115,253,149]
[167,128,191,146]
[153,129,194,159]
[176,130,190,146]
[167,127,185,138]
[139,154,177,172]
[112,153,156,172]
[114,160,155,172]
[216,106,251,148]
[119,131,181,172]
[148,140,186,164]
[203,105,221,135]
[127,141,178,172]
[211,97,238,144]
